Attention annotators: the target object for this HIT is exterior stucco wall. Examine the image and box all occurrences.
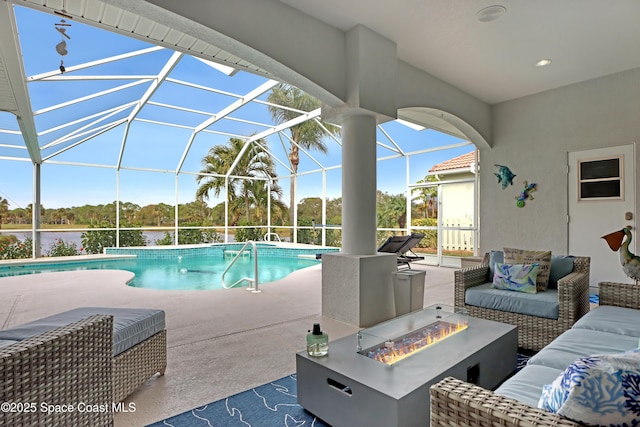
[481,68,640,255]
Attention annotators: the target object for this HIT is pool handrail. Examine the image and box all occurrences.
[221,240,261,293]
[263,232,281,242]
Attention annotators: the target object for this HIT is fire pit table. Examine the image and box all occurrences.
[296,304,517,427]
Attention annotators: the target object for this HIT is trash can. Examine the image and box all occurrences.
[392,270,426,316]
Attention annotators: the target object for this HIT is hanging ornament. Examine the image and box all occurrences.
[54,2,72,74]
[55,40,68,56]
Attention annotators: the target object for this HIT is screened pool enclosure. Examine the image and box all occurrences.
[0,1,478,265]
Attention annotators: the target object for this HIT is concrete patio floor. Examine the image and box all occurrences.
[0,261,456,426]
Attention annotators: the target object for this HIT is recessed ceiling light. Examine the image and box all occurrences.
[476,5,507,23]
[535,59,552,67]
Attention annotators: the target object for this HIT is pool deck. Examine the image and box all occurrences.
[0,259,456,426]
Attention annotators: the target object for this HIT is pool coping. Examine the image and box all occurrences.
[0,242,340,269]
[0,254,137,268]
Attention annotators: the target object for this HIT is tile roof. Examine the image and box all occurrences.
[429,151,477,172]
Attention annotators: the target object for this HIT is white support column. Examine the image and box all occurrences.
[321,25,399,327]
[321,170,327,246]
[267,179,272,240]
[322,112,398,327]
[174,174,179,245]
[341,113,377,255]
[406,154,411,235]
[224,178,229,243]
[31,163,41,258]
[116,170,120,247]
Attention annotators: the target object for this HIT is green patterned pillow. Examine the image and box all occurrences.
[492,262,539,294]
[504,248,551,292]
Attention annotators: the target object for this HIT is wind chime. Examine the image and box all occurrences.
[54,2,72,73]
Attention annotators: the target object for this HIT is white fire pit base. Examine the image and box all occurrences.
[296,312,517,427]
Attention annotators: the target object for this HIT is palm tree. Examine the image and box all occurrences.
[414,175,441,218]
[26,203,45,225]
[377,193,407,229]
[267,84,340,229]
[248,179,285,225]
[196,137,279,225]
[0,197,8,229]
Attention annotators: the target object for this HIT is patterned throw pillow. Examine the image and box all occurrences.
[503,247,552,292]
[538,348,640,426]
[491,262,539,294]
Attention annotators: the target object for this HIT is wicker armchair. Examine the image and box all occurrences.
[0,315,114,427]
[454,255,590,351]
[432,280,639,427]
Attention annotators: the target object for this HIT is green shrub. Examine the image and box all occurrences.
[46,238,81,257]
[81,222,147,254]
[234,225,265,242]
[325,229,341,248]
[296,217,321,245]
[0,238,33,259]
[155,227,222,245]
[0,235,18,246]
[411,218,437,249]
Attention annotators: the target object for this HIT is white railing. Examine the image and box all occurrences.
[441,219,474,251]
[221,240,261,293]
[263,232,281,242]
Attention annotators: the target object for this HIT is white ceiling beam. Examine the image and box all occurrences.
[0,143,26,149]
[28,46,165,82]
[377,125,404,155]
[41,103,135,149]
[39,102,137,136]
[226,108,321,178]
[278,130,324,169]
[165,78,243,99]
[116,51,184,169]
[43,119,127,162]
[147,101,212,116]
[134,118,195,131]
[38,75,159,81]
[313,117,342,146]
[195,80,278,133]
[176,79,278,173]
[254,139,293,174]
[0,1,40,163]
[34,79,152,115]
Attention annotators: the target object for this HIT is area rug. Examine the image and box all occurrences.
[147,374,328,427]
[149,353,534,427]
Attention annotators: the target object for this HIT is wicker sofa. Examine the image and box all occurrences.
[0,315,114,426]
[431,281,640,427]
[0,307,166,424]
[454,254,591,351]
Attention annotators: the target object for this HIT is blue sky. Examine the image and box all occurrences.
[0,5,474,211]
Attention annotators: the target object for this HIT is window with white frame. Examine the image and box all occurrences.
[578,156,623,200]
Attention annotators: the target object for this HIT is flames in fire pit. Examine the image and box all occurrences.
[360,320,468,365]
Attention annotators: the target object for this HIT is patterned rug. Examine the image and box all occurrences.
[148,374,328,427]
[149,353,534,427]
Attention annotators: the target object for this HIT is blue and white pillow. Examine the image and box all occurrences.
[538,348,640,426]
[491,262,539,294]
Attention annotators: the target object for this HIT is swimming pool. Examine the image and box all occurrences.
[0,244,338,291]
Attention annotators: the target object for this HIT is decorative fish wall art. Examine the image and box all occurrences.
[494,164,516,189]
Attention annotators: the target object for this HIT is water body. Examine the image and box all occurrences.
[10,231,188,250]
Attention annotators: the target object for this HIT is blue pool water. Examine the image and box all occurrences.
[0,245,331,290]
